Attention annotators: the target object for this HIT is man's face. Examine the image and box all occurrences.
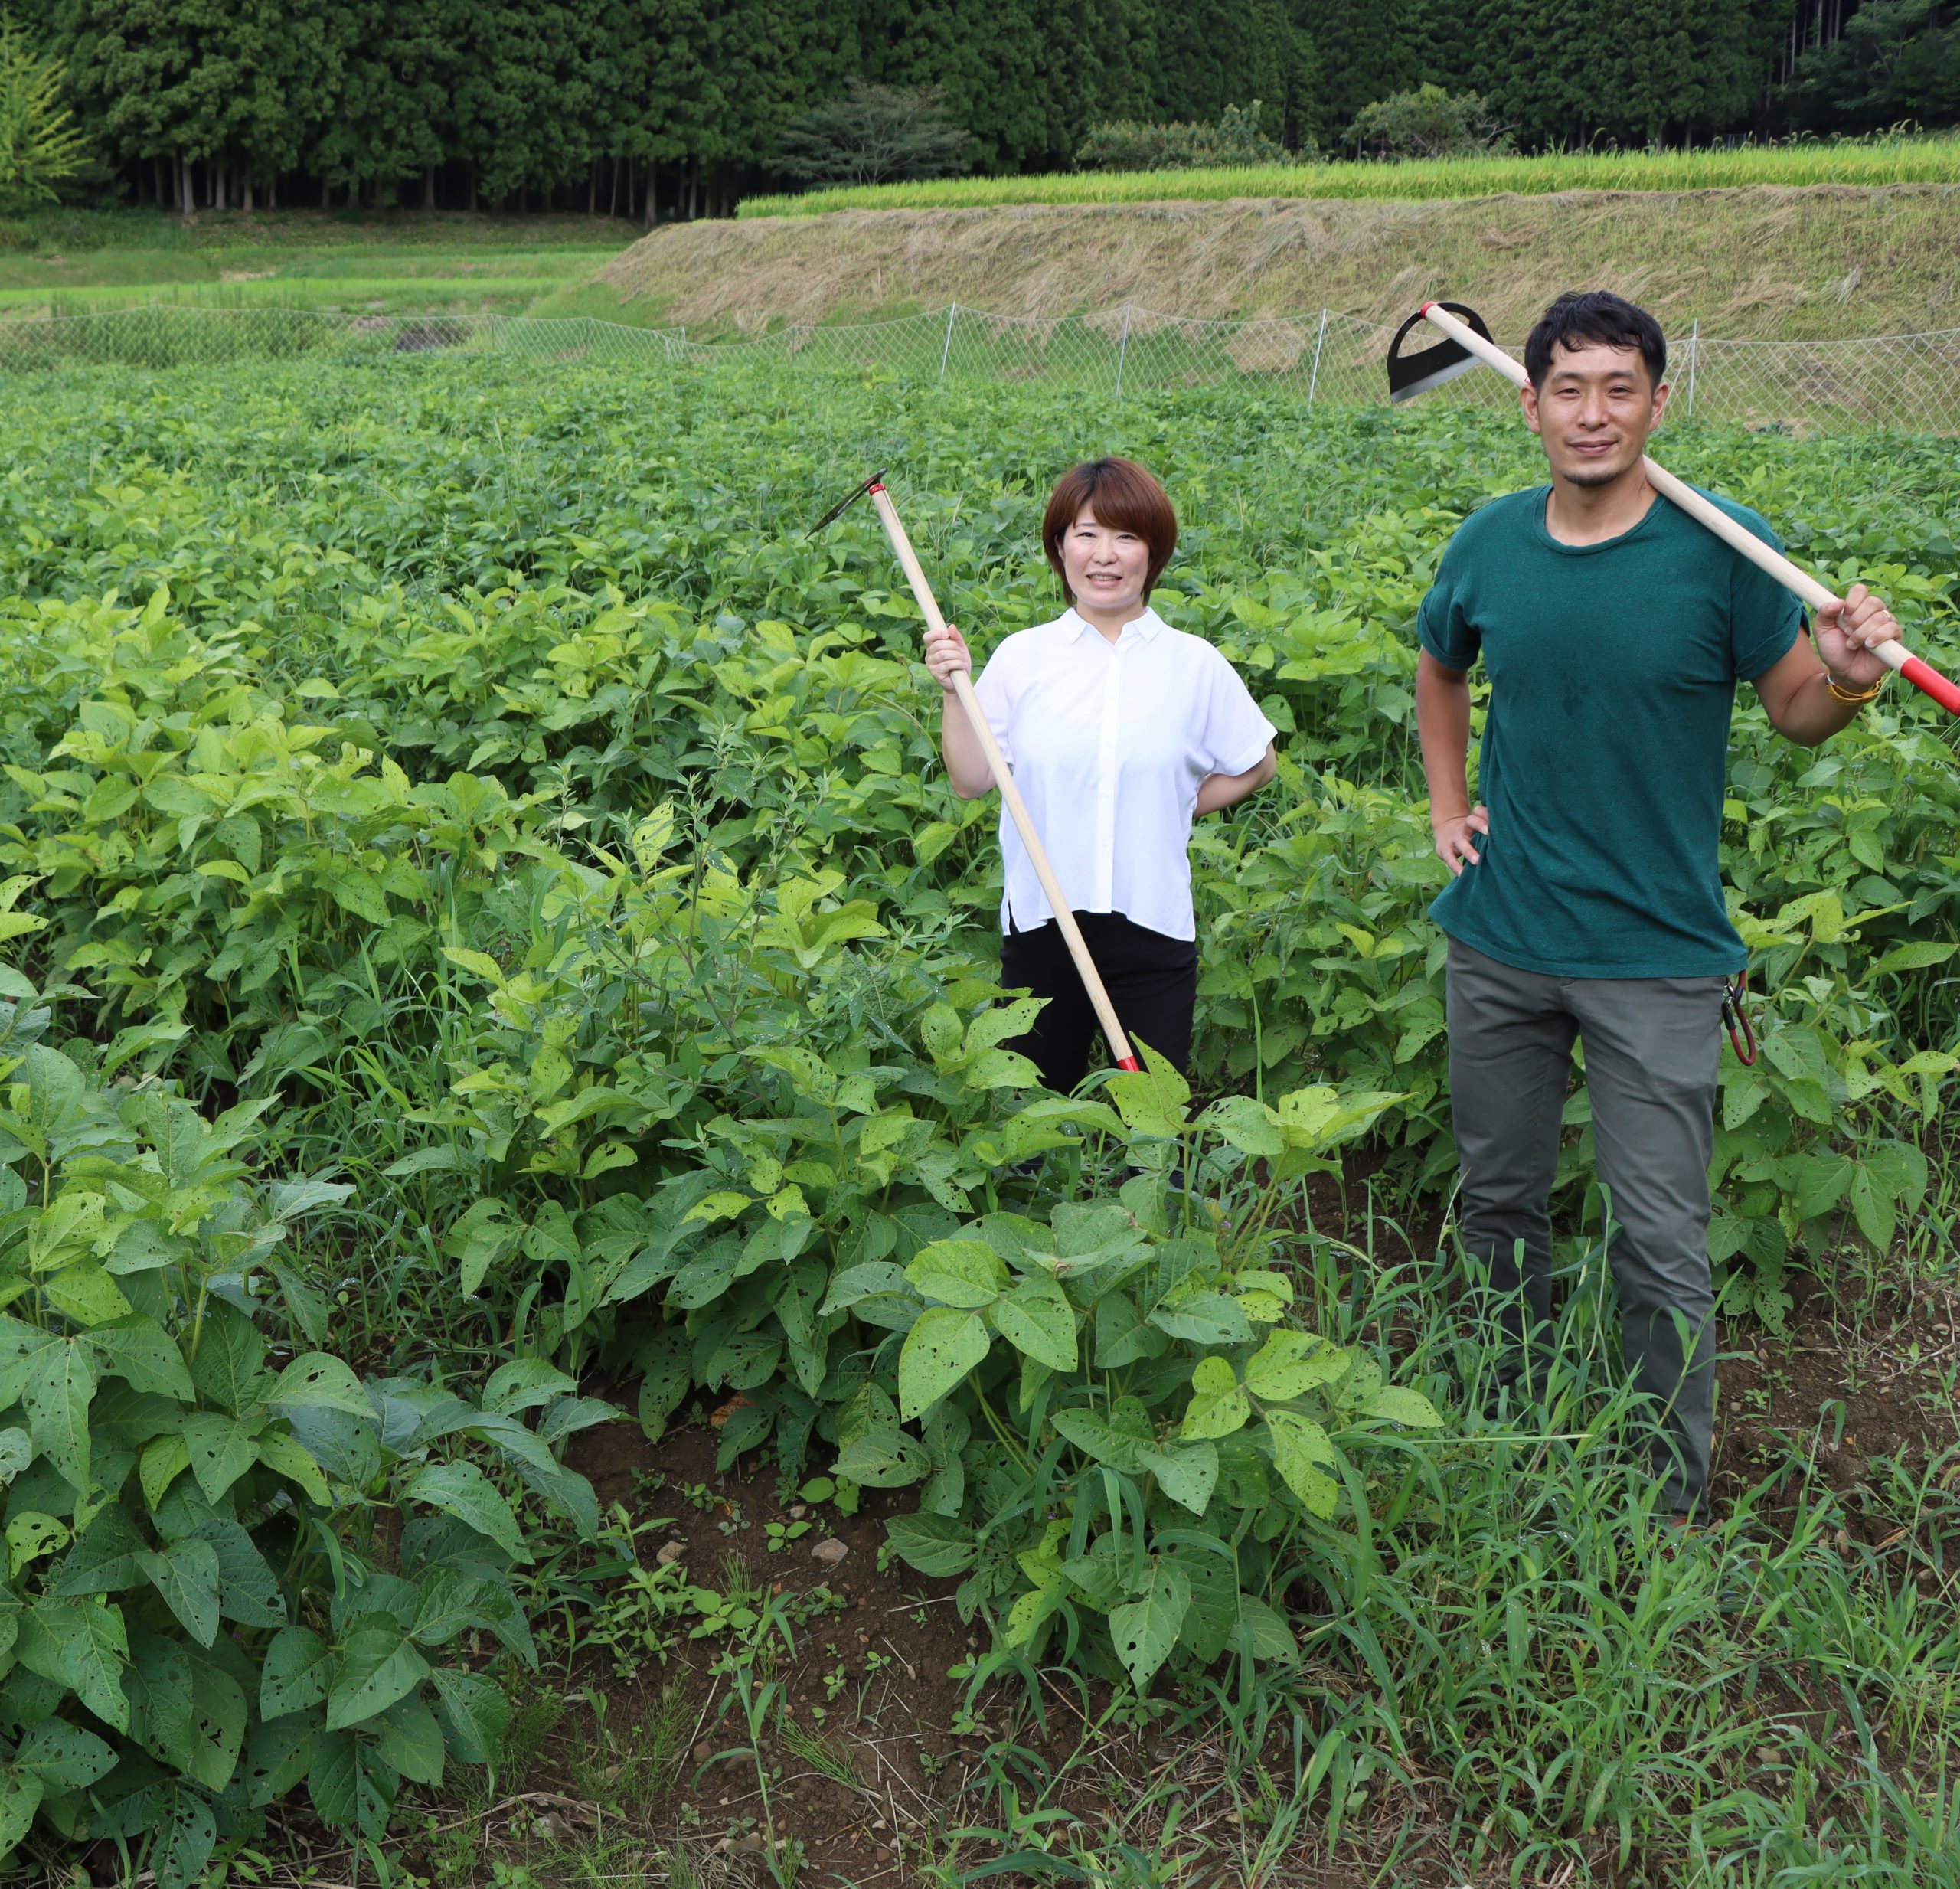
[1521,340,1668,488]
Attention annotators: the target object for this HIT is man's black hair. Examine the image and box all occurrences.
[1524,291,1666,390]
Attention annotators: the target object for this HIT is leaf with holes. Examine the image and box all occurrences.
[260,1625,333,1719]
[19,1596,128,1730]
[1107,1559,1191,1691]
[405,1461,528,1562]
[430,1666,511,1766]
[897,1306,990,1421]
[327,1621,432,1732]
[989,1275,1077,1371]
[181,1411,258,1503]
[137,1539,221,1647]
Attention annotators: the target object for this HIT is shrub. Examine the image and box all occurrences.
[0,969,596,1881]
[1343,84,1514,160]
[1077,102,1289,172]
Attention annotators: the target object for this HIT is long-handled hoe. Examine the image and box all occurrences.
[810,470,1144,1073]
[1387,301,1960,716]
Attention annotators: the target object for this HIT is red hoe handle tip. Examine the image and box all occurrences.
[1419,301,1438,315]
[1115,1056,1143,1073]
[1901,655,1960,716]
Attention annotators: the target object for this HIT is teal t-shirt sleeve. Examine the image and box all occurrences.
[1717,497,1804,679]
[1416,528,1481,670]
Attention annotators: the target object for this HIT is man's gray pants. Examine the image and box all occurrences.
[1446,936,1726,1518]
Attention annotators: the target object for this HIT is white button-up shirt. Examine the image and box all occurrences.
[971,606,1277,943]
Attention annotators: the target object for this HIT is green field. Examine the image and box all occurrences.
[0,352,1955,1886]
[0,207,637,316]
[739,132,1960,215]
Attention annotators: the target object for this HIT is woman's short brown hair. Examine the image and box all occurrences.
[1041,458,1178,602]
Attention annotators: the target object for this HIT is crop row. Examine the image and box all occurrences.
[0,356,1953,1877]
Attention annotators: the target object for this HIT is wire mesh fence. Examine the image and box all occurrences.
[2,299,1958,431]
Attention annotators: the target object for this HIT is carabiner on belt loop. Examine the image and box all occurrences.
[1722,970,1758,1066]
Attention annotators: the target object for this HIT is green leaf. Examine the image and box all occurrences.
[1107,1559,1191,1691]
[430,1667,510,1767]
[405,1461,530,1563]
[137,1538,221,1646]
[1106,1042,1192,1136]
[989,1276,1077,1371]
[832,1427,930,1488]
[256,1427,331,1505]
[904,1238,1007,1309]
[1151,1291,1253,1346]
[1361,1386,1444,1429]
[1244,1329,1346,1402]
[897,1306,990,1421]
[180,1652,248,1791]
[192,1518,289,1628]
[86,1317,194,1399]
[1142,1440,1218,1516]
[1051,1407,1152,1475]
[377,1694,446,1787]
[0,1771,41,1854]
[14,1717,116,1789]
[1870,940,1955,975]
[1180,1357,1250,1440]
[18,1597,128,1730]
[883,1513,978,1577]
[269,1352,372,1417]
[327,1621,433,1732]
[260,1626,333,1719]
[181,1410,258,1502]
[1197,1093,1285,1159]
[188,1304,266,1414]
[5,1512,67,1579]
[1234,1596,1300,1662]
[19,1335,95,1491]
[1266,1410,1340,1518]
[153,1786,216,1889]
[443,1200,523,1299]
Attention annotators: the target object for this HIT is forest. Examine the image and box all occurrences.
[9,2,1958,224]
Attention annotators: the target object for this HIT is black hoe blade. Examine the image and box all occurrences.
[808,468,888,538]
[1387,302,1498,404]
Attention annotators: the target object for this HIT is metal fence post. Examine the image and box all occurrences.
[939,303,956,380]
[1686,318,1699,420]
[1114,302,1132,399]
[1307,308,1329,406]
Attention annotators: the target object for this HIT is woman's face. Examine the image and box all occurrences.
[1059,505,1150,615]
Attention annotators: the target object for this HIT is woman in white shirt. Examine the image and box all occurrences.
[923,457,1277,1092]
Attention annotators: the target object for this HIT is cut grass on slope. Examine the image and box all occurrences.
[599,185,1960,342]
[739,133,1960,216]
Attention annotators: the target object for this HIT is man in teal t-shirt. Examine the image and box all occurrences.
[1416,290,1902,1522]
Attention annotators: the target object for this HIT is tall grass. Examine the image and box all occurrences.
[737,134,1960,217]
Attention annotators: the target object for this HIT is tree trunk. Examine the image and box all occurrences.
[151,156,163,205]
[587,163,596,214]
[423,166,436,211]
[179,155,194,218]
[686,165,697,221]
[643,161,657,230]
[268,172,276,211]
[609,155,619,219]
[242,169,254,213]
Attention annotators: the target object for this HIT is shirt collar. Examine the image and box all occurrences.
[1061,605,1167,645]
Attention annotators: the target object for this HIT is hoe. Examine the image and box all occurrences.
[811,471,1144,1073]
[1387,301,1960,717]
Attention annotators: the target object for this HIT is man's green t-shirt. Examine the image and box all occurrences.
[1416,484,1802,978]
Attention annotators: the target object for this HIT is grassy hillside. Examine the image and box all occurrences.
[739,135,1960,217]
[0,208,639,317]
[590,185,1960,342]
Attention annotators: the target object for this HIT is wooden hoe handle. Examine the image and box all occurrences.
[1418,303,1960,716]
[866,482,1142,1073]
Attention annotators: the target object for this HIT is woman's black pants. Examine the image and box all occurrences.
[998,910,1197,1093]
